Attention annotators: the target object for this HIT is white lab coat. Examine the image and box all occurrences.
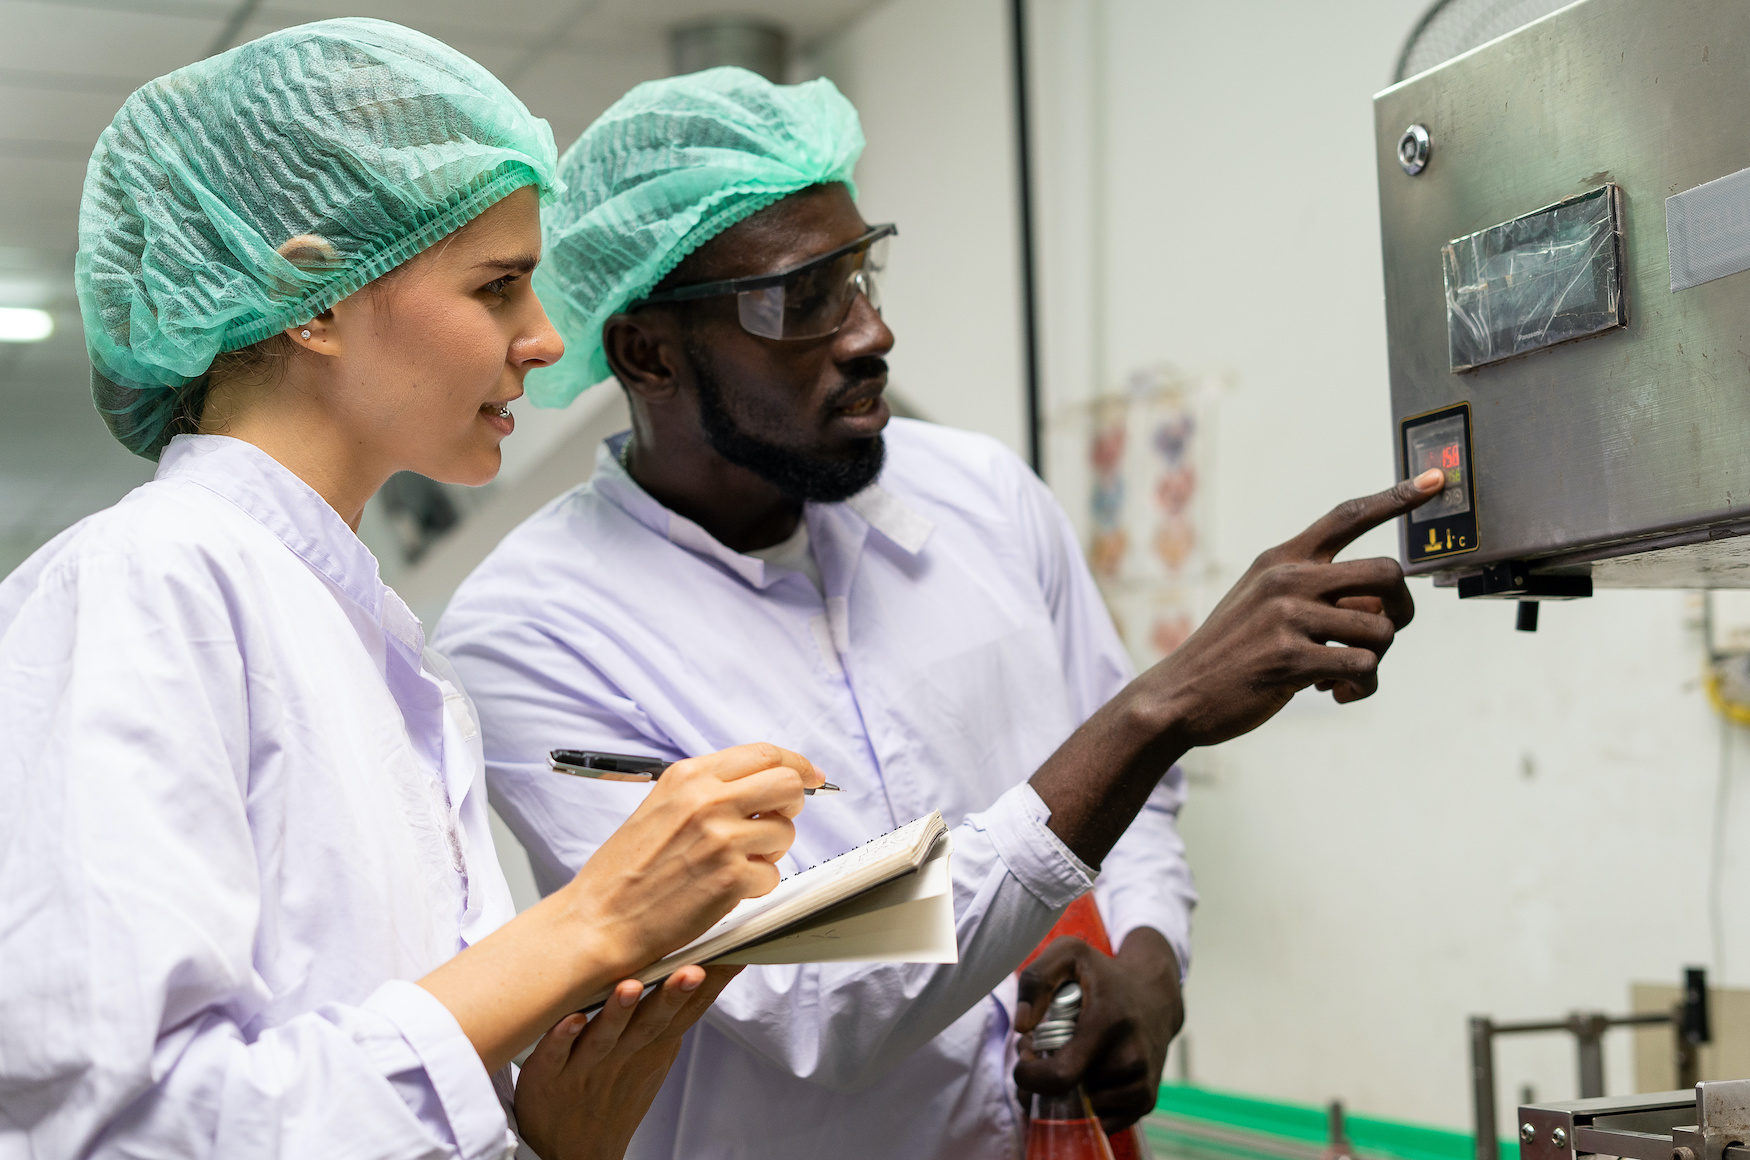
[0,435,519,1159]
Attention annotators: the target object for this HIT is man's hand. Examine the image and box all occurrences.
[1140,468,1446,750]
[1030,469,1444,868]
[1012,930,1183,1135]
[516,966,741,1160]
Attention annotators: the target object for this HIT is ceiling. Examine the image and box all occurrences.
[0,0,878,558]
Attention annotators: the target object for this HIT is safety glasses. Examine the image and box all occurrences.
[633,223,897,341]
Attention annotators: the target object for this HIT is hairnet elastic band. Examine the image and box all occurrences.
[636,187,795,303]
[221,160,547,351]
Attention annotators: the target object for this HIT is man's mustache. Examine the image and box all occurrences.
[826,357,889,407]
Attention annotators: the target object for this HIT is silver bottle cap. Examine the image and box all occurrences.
[1031,981,1082,1052]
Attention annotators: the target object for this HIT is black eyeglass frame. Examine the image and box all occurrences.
[631,223,899,309]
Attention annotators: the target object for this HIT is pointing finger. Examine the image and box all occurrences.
[1291,469,1444,563]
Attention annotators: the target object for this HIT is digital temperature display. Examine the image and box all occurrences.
[1407,414,1471,525]
[1399,403,1479,565]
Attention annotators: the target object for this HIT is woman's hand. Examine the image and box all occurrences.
[562,743,824,975]
[515,966,741,1160]
[419,743,819,1073]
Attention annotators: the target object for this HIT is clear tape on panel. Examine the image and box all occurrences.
[1442,184,1626,373]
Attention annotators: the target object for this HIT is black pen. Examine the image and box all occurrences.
[548,749,842,794]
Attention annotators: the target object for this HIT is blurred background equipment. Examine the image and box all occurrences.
[1469,969,1712,1160]
[670,15,789,79]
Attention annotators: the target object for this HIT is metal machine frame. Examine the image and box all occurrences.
[1520,1082,1750,1160]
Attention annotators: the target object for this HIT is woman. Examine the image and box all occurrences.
[0,18,821,1159]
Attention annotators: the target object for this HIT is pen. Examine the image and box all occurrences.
[549,749,842,794]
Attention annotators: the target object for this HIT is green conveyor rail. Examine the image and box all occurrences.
[1142,1083,1519,1160]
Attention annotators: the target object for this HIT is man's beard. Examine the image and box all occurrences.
[690,352,887,504]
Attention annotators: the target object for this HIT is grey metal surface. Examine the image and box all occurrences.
[1520,1101,1579,1160]
[1681,1079,1750,1160]
[1375,0,1750,587]
[1528,1091,1700,1116]
[1574,1125,1679,1160]
[1394,0,1578,83]
[1519,1091,1697,1160]
[1520,1086,1750,1160]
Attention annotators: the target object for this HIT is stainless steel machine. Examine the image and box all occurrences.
[1374,0,1750,607]
[1519,1082,1750,1160]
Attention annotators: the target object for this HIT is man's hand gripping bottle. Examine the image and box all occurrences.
[1023,982,1117,1160]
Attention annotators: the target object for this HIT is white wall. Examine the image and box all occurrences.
[807,0,1027,457]
[811,0,1749,1133]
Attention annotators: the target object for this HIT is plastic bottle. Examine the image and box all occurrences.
[1024,982,1118,1160]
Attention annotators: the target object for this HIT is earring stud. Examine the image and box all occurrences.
[300,328,311,339]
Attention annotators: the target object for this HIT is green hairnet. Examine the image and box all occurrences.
[76,17,561,459]
[530,66,864,406]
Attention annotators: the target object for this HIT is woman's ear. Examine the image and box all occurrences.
[602,312,682,401]
[286,309,341,357]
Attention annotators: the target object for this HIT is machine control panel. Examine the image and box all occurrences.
[1402,402,1478,564]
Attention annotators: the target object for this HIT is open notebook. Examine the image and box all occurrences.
[583,812,956,1009]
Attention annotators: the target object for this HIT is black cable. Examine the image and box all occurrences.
[1008,0,1044,477]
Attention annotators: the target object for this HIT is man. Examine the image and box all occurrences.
[436,68,1439,1160]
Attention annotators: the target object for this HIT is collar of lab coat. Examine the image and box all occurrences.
[155,434,423,654]
[591,429,934,590]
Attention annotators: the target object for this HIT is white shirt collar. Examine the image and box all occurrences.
[590,431,934,587]
[156,434,423,653]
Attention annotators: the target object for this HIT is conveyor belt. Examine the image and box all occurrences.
[1146,1085,1495,1160]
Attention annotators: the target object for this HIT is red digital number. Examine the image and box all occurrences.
[1442,444,1461,470]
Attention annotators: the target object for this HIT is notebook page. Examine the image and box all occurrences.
[667,812,941,959]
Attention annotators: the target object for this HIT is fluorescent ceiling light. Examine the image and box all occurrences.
[0,307,53,343]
